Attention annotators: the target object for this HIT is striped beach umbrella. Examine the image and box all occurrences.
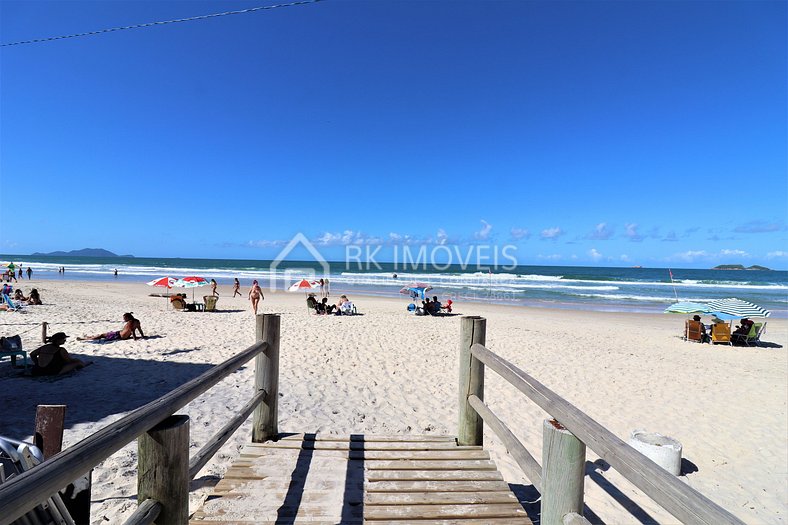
[664,302,712,314]
[174,276,210,302]
[147,276,177,308]
[705,298,771,319]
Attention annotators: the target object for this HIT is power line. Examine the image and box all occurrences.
[1,0,323,47]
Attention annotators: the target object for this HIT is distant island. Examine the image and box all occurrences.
[712,264,771,271]
[31,248,133,258]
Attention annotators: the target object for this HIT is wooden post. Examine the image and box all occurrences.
[41,322,48,343]
[458,316,485,446]
[252,314,280,443]
[542,419,586,525]
[138,415,190,525]
[34,405,66,459]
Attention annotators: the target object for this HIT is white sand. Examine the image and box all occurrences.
[1,279,786,524]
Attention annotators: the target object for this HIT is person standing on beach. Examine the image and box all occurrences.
[248,280,264,315]
[319,278,325,298]
[232,278,241,297]
[18,267,23,279]
[26,267,32,280]
[210,279,219,296]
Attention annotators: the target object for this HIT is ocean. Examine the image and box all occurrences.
[2,255,786,317]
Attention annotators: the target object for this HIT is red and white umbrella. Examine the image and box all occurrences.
[147,276,176,308]
[288,279,318,293]
[174,276,210,301]
[147,276,176,288]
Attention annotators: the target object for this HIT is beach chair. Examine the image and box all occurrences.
[306,295,319,313]
[339,301,357,315]
[2,293,20,311]
[0,436,76,524]
[203,295,218,312]
[684,320,704,342]
[0,335,27,369]
[170,296,187,310]
[711,323,732,345]
[743,322,766,347]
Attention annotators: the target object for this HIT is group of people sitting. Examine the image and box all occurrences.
[1,284,41,310]
[689,315,756,345]
[409,296,453,316]
[307,294,356,315]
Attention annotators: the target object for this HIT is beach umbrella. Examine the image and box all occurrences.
[288,279,318,293]
[147,276,177,308]
[173,276,210,302]
[664,302,712,314]
[400,284,433,300]
[705,298,771,319]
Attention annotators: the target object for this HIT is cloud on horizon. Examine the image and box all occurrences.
[624,223,644,242]
[587,223,614,240]
[540,227,564,240]
[733,220,786,234]
[510,227,531,241]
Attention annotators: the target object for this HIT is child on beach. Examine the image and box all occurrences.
[78,313,144,341]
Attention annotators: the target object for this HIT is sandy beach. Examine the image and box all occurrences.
[1,279,786,524]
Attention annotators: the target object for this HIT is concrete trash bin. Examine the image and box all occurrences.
[627,430,682,475]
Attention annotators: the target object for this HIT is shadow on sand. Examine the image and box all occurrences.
[0,354,215,439]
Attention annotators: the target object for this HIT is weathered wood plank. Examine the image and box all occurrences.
[365,491,518,506]
[277,433,455,442]
[231,458,498,471]
[364,517,532,525]
[250,441,475,451]
[239,449,490,460]
[367,470,503,482]
[365,480,512,492]
[364,502,527,520]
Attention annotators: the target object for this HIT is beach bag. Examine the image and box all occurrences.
[0,335,22,352]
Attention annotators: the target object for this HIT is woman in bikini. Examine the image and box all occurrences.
[248,280,264,315]
[232,278,242,297]
[78,313,144,341]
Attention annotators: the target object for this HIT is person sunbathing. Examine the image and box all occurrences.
[78,313,144,341]
[27,288,42,305]
[13,289,28,302]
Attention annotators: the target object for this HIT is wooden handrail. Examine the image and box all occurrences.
[469,342,745,525]
[0,339,269,524]
[466,394,542,491]
[189,389,267,479]
[123,498,161,525]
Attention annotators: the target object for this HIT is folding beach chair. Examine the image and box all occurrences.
[711,323,732,345]
[0,436,76,525]
[684,320,704,343]
[2,293,21,311]
[743,322,766,347]
[0,335,28,369]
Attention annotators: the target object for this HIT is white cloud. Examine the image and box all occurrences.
[537,253,563,260]
[588,223,614,240]
[588,248,603,261]
[436,229,448,245]
[620,254,630,262]
[314,230,382,246]
[624,223,644,242]
[767,250,788,258]
[247,239,287,248]
[510,228,530,240]
[541,227,564,240]
[672,250,710,262]
[720,249,749,257]
[474,220,493,240]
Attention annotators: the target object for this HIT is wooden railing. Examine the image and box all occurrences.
[0,313,281,525]
[457,315,745,525]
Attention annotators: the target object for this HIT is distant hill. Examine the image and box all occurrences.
[31,248,133,258]
[712,264,771,271]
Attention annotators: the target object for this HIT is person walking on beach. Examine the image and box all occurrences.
[249,280,264,315]
[232,278,241,297]
[210,278,219,296]
[26,267,32,280]
[18,267,23,279]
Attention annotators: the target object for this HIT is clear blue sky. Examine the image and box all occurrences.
[1,0,786,268]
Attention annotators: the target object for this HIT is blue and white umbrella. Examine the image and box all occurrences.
[705,298,770,319]
[664,302,712,314]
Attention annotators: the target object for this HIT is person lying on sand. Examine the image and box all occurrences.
[78,312,144,341]
[31,332,90,376]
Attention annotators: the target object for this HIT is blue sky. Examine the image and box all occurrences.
[1,0,786,269]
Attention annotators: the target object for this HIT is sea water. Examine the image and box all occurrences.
[2,255,786,317]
